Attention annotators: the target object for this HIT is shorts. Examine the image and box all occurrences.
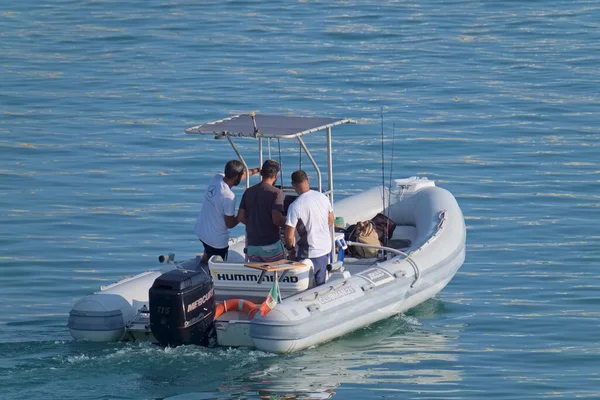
[247,241,285,263]
[200,240,228,262]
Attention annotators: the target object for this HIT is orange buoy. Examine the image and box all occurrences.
[214,298,259,319]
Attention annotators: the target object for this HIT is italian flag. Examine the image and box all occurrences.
[259,279,279,317]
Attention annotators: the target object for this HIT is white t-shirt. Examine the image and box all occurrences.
[286,190,333,258]
[194,174,236,249]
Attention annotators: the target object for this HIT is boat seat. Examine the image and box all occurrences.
[208,257,313,303]
[391,225,416,248]
[386,238,412,250]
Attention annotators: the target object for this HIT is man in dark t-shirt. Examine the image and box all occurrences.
[237,160,286,262]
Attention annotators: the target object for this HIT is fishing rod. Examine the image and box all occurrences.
[385,123,396,246]
[388,123,396,207]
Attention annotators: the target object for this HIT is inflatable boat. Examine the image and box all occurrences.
[68,114,466,353]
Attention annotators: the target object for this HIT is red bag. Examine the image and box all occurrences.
[370,213,396,245]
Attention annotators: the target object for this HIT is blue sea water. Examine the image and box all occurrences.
[1,0,599,399]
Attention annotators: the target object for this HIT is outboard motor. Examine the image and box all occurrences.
[149,268,215,347]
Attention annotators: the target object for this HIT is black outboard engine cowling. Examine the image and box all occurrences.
[149,268,215,347]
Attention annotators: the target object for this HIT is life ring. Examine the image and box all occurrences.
[214,298,259,319]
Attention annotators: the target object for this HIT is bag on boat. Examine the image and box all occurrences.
[370,213,397,245]
[351,221,380,258]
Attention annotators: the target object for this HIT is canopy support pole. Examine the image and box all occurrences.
[326,126,335,261]
[268,138,272,159]
[278,139,284,188]
[227,136,250,189]
[258,137,263,182]
[296,136,322,192]
[326,127,334,205]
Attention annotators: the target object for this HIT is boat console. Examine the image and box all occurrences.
[208,255,314,304]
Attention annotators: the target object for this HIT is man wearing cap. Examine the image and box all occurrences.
[237,160,287,262]
[195,160,260,264]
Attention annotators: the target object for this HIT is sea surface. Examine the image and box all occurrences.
[1,1,599,399]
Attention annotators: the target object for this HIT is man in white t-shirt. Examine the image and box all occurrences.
[284,170,334,286]
[194,160,259,263]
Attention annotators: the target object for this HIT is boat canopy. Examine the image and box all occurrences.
[184,113,356,196]
[185,114,355,139]
[185,112,356,259]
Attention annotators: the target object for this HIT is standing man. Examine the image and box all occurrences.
[237,160,286,262]
[195,160,259,263]
[284,170,334,286]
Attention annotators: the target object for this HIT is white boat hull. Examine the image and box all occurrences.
[69,177,466,353]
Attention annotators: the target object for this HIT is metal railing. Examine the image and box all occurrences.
[346,241,420,287]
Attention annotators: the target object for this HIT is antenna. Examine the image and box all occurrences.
[380,108,386,214]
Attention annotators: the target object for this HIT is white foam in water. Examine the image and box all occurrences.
[65,354,91,363]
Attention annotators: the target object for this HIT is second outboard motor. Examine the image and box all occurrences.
[149,268,215,347]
